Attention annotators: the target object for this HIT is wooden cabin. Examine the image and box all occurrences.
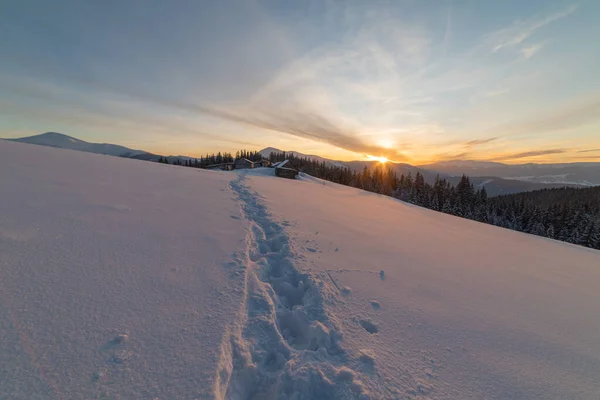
[206,163,234,171]
[275,160,299,179]
[275,167,299,179]
[234,158,255,169]
[255,159,271,168]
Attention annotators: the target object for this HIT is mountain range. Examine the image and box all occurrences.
[5,132,600,196]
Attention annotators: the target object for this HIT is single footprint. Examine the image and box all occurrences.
[107,334,128,346]
[358,349,376,365]
[359,319,379,334]
[370,301,381,310]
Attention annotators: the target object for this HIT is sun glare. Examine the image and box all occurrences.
[377,138,395,149]
[367,155,389,163]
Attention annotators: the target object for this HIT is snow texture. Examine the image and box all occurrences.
[2,140,600,399]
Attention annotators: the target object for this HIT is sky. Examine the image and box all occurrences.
[1,0,599,164]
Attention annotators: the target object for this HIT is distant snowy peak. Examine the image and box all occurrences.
[259,147,283,158]
[6,132,148,158]
[11,132,87,147]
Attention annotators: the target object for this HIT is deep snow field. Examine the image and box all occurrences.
[1,140,599,399]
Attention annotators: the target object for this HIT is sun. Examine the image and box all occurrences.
[367,155,389,163]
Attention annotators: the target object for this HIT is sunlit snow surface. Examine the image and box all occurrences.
[1,140,599,399]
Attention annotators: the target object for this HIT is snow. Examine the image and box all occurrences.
[2,140,600,399]
[247,170,600,399]
[0,141,246,399]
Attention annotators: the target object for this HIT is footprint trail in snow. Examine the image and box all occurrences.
[216,173,373,400]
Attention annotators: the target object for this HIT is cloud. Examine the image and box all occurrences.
[488,93,600,136]
[198,105,404,159]
[488,4,577,53]
[490,149,566,161]
[3,1,592,163]
[520,44,542,59]
[0,98,262,148]
[3,73,405,159]
[464,137,498,147]
[484,88,510,98]
[442,0,453,56]
[122,96,402,158]
[445,152,471,160]
[577,148,600,153]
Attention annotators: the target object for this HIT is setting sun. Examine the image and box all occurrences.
[367,155,389,163]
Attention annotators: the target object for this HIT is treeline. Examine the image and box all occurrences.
[488,187,600,248]
[156,150,263,168]
[267,151,600,250]
[396,174,600,249]
[268,152,356,185]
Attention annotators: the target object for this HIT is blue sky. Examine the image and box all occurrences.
[1,0,599,163]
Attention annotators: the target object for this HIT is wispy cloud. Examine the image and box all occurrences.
[446,152,471,160]
[577,148,600,153]
[488,4,577,53]
[488,93,600,136]
[2,1,595,163]
[484,88,510,98]
[520,43,542,59]
[197,105,405,159]
[490,149,566,161]
[442,0,453,56]
[129,96,405,159]
[464,137,498,147]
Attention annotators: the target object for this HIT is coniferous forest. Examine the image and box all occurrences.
[156,150,600,250]
[266,152,600,250]
[156,150,262,167]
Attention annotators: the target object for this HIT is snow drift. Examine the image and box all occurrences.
[1,140,599,399]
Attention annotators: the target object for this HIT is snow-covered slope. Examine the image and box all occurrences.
[6,132,148,157]
[246,171,600,399]
[0,140,246,399]
[2,140,600,399]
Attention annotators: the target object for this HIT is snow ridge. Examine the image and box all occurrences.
[216,173,371,399]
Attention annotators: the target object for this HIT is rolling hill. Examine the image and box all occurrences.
[6,132,150,158]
